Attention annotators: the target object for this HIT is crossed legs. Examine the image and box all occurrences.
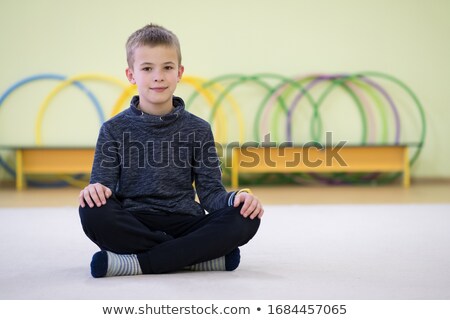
[79,195,260,275]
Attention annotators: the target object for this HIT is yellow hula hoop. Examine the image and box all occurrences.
[35,73,129,145]
[181,76,246,144]
[110,84,137,117]
[208,80,246,144]
[181,76,226,143]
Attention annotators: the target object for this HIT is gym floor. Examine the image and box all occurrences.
[1,180,449,299]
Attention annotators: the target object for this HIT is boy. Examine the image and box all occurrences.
[78,24,263,277]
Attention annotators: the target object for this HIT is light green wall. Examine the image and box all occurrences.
[1,0,449,180]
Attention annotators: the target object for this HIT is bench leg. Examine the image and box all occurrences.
[403,147,410,188]
[16,150,25,191]
[232,149,239,189]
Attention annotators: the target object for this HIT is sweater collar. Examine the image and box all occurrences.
[129,95,186,127]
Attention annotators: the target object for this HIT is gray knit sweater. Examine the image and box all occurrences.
[90,95,236,215]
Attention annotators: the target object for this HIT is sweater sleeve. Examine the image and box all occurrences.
[89,123,121,192]
[193,128,235,213]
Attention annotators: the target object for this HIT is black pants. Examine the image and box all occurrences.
[79,196,260,274]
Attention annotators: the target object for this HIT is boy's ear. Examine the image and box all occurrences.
[177,65,184,82]
[126,67,136,84]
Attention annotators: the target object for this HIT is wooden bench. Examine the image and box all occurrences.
[13,147,94,190]
[4,145,410,190]
[231,145,410,188]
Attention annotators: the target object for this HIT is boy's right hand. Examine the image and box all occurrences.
[79,183,112,208]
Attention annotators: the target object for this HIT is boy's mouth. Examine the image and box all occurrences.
[151,87,168,93]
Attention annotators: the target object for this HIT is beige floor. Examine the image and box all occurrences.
[1,181,450,300]
[1,203,450,299]
[1,180,449,207]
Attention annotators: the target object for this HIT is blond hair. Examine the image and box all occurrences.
[126,24,182,68]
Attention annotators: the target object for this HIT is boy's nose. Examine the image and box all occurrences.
[153,71,164,82]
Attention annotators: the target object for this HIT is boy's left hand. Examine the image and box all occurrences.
[234,192,264,219]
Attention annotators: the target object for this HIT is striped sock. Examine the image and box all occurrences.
[186,256,226,271]
[90,251,143,278]
[185,248,240,271]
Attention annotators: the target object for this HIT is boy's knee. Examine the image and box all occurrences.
[79,206,101,236]
[79,200,117,231]
[78,200,125,248]
[228,205,261,241]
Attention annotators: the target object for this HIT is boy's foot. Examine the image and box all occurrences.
[186,248,241,271]
[90,251,143,278]
[225,247,241,271]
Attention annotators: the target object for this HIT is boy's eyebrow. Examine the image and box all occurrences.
[140,61,176,66]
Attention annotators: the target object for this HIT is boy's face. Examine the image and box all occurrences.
[126,45,184,115]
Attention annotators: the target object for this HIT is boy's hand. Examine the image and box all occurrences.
[234,192,264,219]
[79,183,112,208]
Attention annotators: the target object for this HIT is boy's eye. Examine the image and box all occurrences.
[165,66,174,70]
[142,67,152,71]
